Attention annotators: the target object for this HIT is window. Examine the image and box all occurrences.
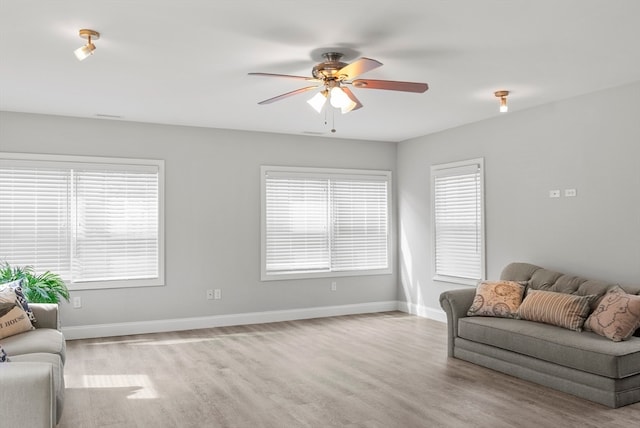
[261,166,391,280]
[431,158,485,285]
[0,153,164,290]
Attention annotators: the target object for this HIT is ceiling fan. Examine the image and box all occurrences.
[249,52,428,114]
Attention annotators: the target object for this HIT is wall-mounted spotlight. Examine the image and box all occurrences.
[494,90,509,113]
[74,29,100,61]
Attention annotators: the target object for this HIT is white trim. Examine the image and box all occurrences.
[397,301,447,323]
[430,157,486,284]
[0,152,165,290]
[432,275,478,287]
[62,301,400,340]
[260,165,393,281]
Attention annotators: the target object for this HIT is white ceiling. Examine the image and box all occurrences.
[1,1,639,142]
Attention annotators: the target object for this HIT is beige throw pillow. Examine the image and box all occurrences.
[0,305,34,339]
[467,280,526,318]
[584,286,640,342]
[0,286,19,314]
[517,289,594,331]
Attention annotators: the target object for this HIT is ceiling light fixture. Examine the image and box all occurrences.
[494,90,509,113]
[307,90,328,113]
[329,86,351,109]
[306,85,357,115]
[74,29,100,61]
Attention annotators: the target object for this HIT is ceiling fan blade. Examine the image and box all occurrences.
[257,85,320,105]
[337,57,383,80]
[352,79,428,93]
[248,72,321,82]
[341,87,363,113]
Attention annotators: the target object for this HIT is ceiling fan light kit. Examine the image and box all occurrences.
[494,90,509,113]
[74,29,100,61]
[250,51,429,116]
[307,90,328,113]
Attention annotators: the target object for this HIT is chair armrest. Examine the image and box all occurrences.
[439,288,476,357]
[0,362,56,428]
[30,304,60,330]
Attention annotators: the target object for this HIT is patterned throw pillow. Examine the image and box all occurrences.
[467,280,526,318]
[0,279,36,325]
[0,344,8,362]
[0,304,34,339]
[517,289,595,331]
[584,286,640,342]
[0,287,19,315]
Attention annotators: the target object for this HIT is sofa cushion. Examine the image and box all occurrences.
[517,289,595,331]
[10,352,65,423]
[467,280,525,319]
[1,328,66,364]
[458,316,640,378]
[585,286,640,342]
[0,305,34,339]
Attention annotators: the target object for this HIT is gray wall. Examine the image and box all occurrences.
[397,81,640,315]
[2,81,639,328]
[0,112,398,327]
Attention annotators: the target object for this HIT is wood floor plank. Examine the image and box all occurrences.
[58,312,640,427]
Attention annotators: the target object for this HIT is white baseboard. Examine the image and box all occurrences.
[397,302,447,323]
[62,300,400,340]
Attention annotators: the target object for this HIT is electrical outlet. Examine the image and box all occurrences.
[331,281,337,292]
[73,296,82,308]
[564,188,577,197]
[206,289,214,300]
[549,190,560,198]
[214,289,221,300]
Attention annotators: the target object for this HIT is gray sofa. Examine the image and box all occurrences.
[439,262,640,408]
[0,303,66,427]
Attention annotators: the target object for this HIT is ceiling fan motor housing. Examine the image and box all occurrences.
[312,52,348,80]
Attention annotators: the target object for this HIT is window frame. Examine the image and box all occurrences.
[0,152,165,291]
[430,158,485,286]
[260,165,393,281]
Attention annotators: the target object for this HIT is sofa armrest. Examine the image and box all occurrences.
[0,362,56,428]
[439,288,476,357]
[30,304,60,330]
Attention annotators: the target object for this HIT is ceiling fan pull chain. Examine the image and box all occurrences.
[331,109,336,133]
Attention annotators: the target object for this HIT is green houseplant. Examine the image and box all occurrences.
[0,261,70,304]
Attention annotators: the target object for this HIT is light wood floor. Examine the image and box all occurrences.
[59,312,640,428]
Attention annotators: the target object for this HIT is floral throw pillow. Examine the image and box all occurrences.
[584,286,640,342]
[467,280,526,318]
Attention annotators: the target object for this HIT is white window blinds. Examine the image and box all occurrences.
[331,178,389,271]
[0,166,72,277]
[262,167,391,280]
[264,176,330,273]
[73,167,160,282]
[431,159,485,285]
[0,154,164,289]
